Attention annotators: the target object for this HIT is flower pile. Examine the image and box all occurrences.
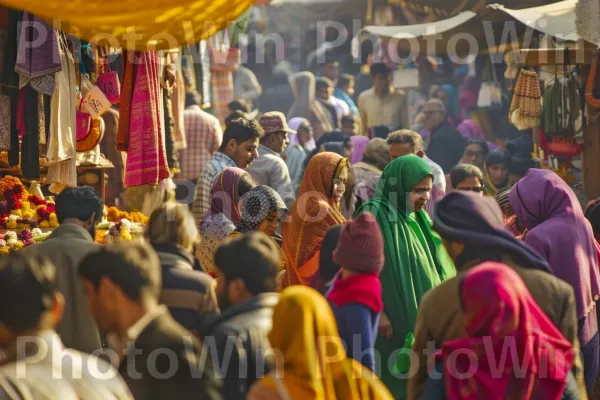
[0,177,58,229]
[106,207,149,224]
[95,218,145,244]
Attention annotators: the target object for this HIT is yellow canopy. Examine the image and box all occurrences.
[0,0,254,50]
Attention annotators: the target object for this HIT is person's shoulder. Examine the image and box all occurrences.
[358,88,375,100]
[516,266,574,297]
[162,266,214,292]
[420,275,461,309]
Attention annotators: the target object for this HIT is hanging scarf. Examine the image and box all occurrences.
[237,185,287,234]
[355,155,455,398]
[14,13,61,96]
[123,51,170,187]
[282,152,348,288]
[440,263,573,400]
[327,273,383,314]
[116,51,136,152]
[510,169,600,343]
[258,286,394,399]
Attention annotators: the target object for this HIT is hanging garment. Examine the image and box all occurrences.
[0,28,10,151]
[123,52,170,187]
[162,59,178,171]
[170,59,187,151]
[21,86,40,180]
[46,34,77,193]
[1,10,22,166]
[116,51,136,152]
[15,12,61,96]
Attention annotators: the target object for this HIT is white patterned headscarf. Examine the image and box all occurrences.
[237,186,288,234]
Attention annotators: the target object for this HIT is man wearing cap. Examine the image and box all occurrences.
[246,112,295,208]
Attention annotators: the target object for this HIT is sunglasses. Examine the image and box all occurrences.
[457,186,484,193]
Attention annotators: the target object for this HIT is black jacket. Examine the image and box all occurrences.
[204,293,279,400]
[426,122,466,173]
[118,311,222,400]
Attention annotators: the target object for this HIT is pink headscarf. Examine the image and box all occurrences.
[350,136,369,164]
[208,167,248,225]
[439,263,573,400]
[456,119,485,140]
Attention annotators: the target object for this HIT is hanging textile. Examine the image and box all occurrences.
[170,55,186,151]
[509,69,542,130]
[21,86,40,180]
[162,56,179,171]
[123,51,170,187]
[46,33,77,193]
[1,9,21,166]
[0,0,254,51]
[0,28,10,151]
[15,12,61,96]
[116,51,136,152]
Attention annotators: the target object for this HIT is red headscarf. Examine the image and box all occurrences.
[440,262,573,400]
[208,167,248,225]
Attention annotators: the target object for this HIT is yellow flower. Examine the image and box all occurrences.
[49,220,58,228]
[21,201,31,210]
[11,241,23,249]
[0,248,9,255]
[22,211,34,219]
[39,221,49,228]
[12,210,22,217]
[6,220,17,229]
[49,213,57,222]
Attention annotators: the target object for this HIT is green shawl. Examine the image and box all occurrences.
[354,155,456,397]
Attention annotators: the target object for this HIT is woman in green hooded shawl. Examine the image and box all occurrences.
[354,155,456,398]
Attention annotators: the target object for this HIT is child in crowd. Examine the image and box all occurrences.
[326,211,384,371]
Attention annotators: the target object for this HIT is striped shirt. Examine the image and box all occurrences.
[192,152,237,224]
[178,106,223,181]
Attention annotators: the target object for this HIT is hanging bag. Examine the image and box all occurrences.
[478,57,504,110]
[76,98,91,145]
[81,74,111,118]
[96,58,121,104]
[76,98,104,152]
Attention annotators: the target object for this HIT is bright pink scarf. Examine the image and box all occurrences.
[439,263,573,400]
[124,52,169,187]
[326,273,383,314]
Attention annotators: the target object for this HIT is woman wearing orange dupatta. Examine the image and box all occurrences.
[248,286,394,400]
[282,152,349,289]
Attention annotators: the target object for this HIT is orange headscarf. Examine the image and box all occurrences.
[255,286,393,400]
[282,152,348,287]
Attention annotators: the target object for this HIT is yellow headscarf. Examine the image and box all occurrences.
[258,286,393,399]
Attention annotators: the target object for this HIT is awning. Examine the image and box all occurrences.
[361,0,594,57]
[0,0,254,50]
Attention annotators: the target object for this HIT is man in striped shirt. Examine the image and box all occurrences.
[191,117,263,223]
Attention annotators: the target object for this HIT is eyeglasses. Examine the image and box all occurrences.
[457,186,484,193]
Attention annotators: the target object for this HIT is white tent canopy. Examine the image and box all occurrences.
[361,0,594,56]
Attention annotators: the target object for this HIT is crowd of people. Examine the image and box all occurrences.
[2,54,600,400]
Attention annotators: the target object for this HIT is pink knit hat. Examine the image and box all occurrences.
[333,212,384,274]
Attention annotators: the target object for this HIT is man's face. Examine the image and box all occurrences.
[323,62,340,82]
[407,176,432,213]
[390,143,414,160]
[461,144,486,169]
[422,104,445,131]
[213,267,230,311]
[317,86,333,102]
[269,131,289,154]
[455,176,483,195]
[82,279,114,334]
[231,138,260,168]
[373,73,391,92]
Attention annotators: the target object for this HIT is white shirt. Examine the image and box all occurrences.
[0,331,132,400]
[424,155,446,192]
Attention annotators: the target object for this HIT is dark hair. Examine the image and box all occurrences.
[228,99,251,114]
[450,163,483,188]
[585,198,600,236]
[214,232,279,294]
[370,62,390,77]
[341,115,356,126]
[225,111,246,126]
[337,73,354,89]
[238,173,256,198]
[509,154,535,177]
[315,77,333,91]
[319,225,342,283]
[79,241,161,302]
[0,253,58,332]
[486,149,511,169]
[185,90,202,108]
[387,129,423,153]
[219,117,264,152]
[55,186,103,224]
[372,125,391,139]
[464,138,489,156]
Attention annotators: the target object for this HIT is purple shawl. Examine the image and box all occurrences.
[510,169,600,327]
[14,13,61,95]
[350,136,369,164]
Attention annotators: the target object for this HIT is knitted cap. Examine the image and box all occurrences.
[333,212,384,274]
